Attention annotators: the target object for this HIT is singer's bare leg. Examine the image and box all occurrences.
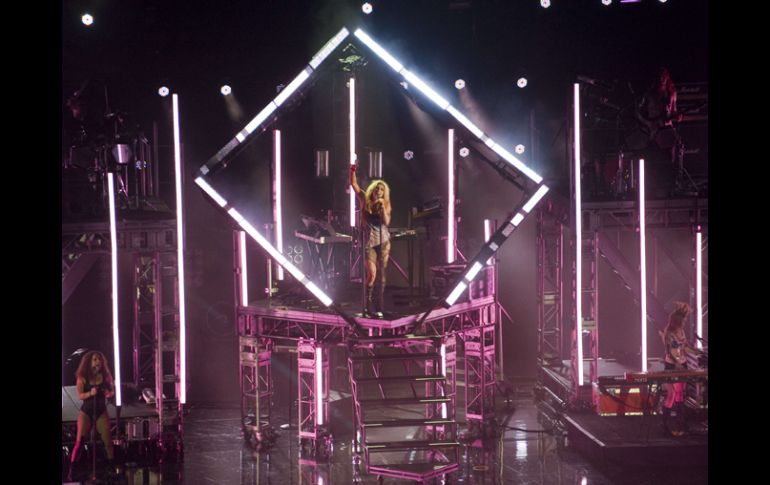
[95,412,114,460]
[71,412,92,464]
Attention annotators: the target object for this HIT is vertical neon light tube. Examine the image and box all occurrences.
[274,130,284,280]
[349,77,356,227]
[573,83,584,386]
[447,129,455,263]
[484,219,492,265]
[316,346,324,426]
[696,230,703,350]
[173,94,188,403]
[440,343,448,419]
[107,172,122,406]
[639,158,648,373]
[239,231,248,306]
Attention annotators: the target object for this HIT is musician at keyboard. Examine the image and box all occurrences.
[351,163,392,317]
[660,302,700,435]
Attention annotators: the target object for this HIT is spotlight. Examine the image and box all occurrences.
[455,79,466,90]
[602,0,612,5]
[515,144,525,154]
[404,150,414,160]
[220,85,232,96]
[540,0,551,7]
[362,2,373,14]
[158,86,170,97]
[399,81,409,90]
[459,147,470,158]
[81,14,93,26]
[658,0,668,3]
[517,78,528,88]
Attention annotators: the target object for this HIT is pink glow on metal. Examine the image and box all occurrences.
[274,130,284,280]
[349,77,356,227]
[696,230,703,349]
[448,129,455,263]
[639,158,647,372]
[107,173,122,406]
[316,346,324,425]
[574,83,584,386]
[445,281,468,306]
[239,231,248,306]
[173,94,188,403]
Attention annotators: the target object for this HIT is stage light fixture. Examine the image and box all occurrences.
[639,158,648,373]
[447,129,455,263]
[239,231,248,306]
[459,147,469,157]
[316,346,324,425]
[602,0,612,5]
[658,0,667,3]
[517,78,528,88]
[515,144,525,154]
[172,94,188,403]
[540,0,551,7]
[81,14,93,26]
[107,172,122,405]
[349,77,356,227]
[220,85,232,96]
[158,86,170,97]
[696,230,703,349]
[362,2,373,14]
[404,150,414,160]
[274,130,284,280]
[573,83,584,386]
[455,79,465,90]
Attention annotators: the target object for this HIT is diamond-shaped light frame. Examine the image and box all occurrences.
[195,26,549,314]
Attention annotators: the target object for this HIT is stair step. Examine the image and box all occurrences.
[359,396,451,406]
[356,375,445,383]
[365,440,460,452]
[351,352,440,363]
[363,418,456,428]
[368,462,459,481]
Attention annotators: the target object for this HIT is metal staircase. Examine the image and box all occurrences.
[348,335,459,482]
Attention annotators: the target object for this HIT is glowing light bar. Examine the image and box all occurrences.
[238,103,278,141]
[173,94,188,404]
[696,230,703,349]
[239,231,248,306]
[440,343,448,419]
[194,177,228,207]
[309,27,349,69]
[465,262,483,282]
[402,69,450,110]
[273,130,284,280]
[107,173,122,406]
[447,129,455,263]
[349,77,356,227]
[485,141,543,184]
[353,29,404,72]
[81,14,93,26]
[227,207,334,307]
[574,83,584,386]
[484,219,493,265]
[158,86,169,97]
[523,185,550,213]
[316,347,324,425]
[639,158,647,372]
[446,106,484,139]
[220,85,232,96]
[445,282,468,306]
[510,213,525,226]
[274,68,311,106]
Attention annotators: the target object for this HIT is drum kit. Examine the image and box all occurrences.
[63,83,154,216]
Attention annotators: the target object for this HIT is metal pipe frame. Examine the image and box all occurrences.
[536,207,564,366]
[464,323,496,423]
[298,339,329,450]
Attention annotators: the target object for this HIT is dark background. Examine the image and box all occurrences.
[61,0,709,405]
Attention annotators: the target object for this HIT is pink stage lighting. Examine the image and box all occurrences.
[107,172,122,405]
[403,150,414,160]
[349,77,357,227]
[173,94,188,403]
[696,230,703,349]
[239,231,248,306]
[447,129,455,263]
[639,158,647,373]
[273,130,284,280]
[316,347,324,425]
[81,14,93,26]
[573,83,584,386]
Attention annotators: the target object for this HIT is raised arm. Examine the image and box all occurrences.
[350,164,364,199]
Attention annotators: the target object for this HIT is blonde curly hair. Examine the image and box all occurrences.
[363,179,390,214]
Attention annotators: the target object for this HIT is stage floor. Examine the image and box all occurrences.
[62,383,708,484]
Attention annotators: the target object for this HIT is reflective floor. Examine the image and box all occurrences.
[64,388,708,484]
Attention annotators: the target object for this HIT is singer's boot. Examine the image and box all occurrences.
[365,285,374,316]
[375,274,386,318]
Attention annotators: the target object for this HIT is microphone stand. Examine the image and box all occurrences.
[90,386,97,481]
